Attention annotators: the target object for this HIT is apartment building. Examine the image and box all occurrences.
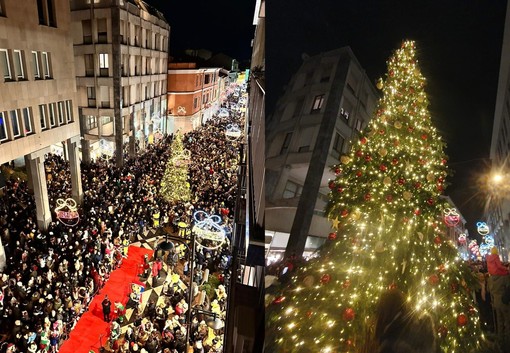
[167,63,228,133]
[70,0,169,166]
[488,0,510,257]
[265,47,379,258]
[0,0,82,230]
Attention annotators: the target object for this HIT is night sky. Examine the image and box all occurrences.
[267,0,507,238]
[143,0,256,61]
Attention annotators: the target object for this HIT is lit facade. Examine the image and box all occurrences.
[0,0,82,230]
[167,63,228,133]
[488,0,510,257]
[70,0,169,166]
[265,47,378,258]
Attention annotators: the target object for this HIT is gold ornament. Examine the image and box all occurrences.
[394,121,402,129]
[303,275,315,288]
[427,173,435,182]
[403,191,412,201]
[417,232,424,241]
[380,115,387,123]
[417,96,424,103]
[374,240,385,253]
[351,209,361,221]
[383,177,392,186]
[341,155,351,165]
[378,148,388,157]
[376,78,384,90]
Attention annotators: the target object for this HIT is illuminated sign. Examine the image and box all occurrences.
[477,222,490,236]
[225,124,241,139]
[55,198,80,227]
[443,208,460,227]
[192,211,226,250]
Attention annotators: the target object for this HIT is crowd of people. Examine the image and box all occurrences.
[0,87,246,353]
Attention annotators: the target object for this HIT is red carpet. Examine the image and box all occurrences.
[59,246,153,353]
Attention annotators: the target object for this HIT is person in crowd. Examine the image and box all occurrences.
[102,294,112,322]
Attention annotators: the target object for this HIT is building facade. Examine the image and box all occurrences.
[488,0,510,257]
[70,0,169,166]
[265,47,379,259]
[167,63,228,133]
[0,0,82,230]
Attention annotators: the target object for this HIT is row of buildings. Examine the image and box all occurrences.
[0,0,265,352]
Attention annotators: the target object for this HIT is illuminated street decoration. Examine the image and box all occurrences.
[100,139,114,159]
[468,239,480,258]
[171,148,191,167]
[192,211,226,250]
[225,124,241,140]
[457,233,467,245]
[443,208,460,227]
[55,198,80,227]
[479,234,495,257]
[477,222,490,236]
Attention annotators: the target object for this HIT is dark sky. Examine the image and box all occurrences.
[267,0,507,238]
[144,0,256,61]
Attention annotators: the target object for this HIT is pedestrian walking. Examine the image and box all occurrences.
[101,294,111,322]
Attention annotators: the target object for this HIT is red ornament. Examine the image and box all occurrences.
[337,186,344,193]
[328,232,337,240]
[418,159,426,165]
[392,158,399,165]
[403,217,409,224]
[365,154,372,162]
[428,274,439,285]
[389,282,397,290]
[434,236,442,245]
[329,181,335,189]
[389,70,395,77]
[438,264,446,273]
[364,193,372,201]
[379,129,385,135]
[335,167,342,175]
[306,310,313,318]
[437,184,444,192]
[408,126,414,132]
[421,134,428,140]
[427,198,434,205]
[398,178,405,185]
[442,159,447,165]
[457,313,468,326]
[380,164,387,172]
[356,149,363,157]
[394,139,400,146]
[438,325,448,338]
[341,209,349,218]
[342,279,351,289]
[360,137,367,144]
[273,296,286,304]
[343,308,355,321]
[320,274,331,285]
[386,195,393,202]
[414,209,421,216]
[468,305,477,315]
[415,182,422,189]
[356,170,363,177]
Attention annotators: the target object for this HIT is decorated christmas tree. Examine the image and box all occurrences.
[266,41,485,353]
[160,132,191,204]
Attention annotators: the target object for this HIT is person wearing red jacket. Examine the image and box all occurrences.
[487,247,510,351]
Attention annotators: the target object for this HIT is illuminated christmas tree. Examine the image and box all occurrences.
[160,132,191,204]
[266,41,485,353]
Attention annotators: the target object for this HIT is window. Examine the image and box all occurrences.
[311,94,324,113]
[22,108,33,134]
[99,53,109,76]
[87,87,96,107]
[49,103,56,127]
[39,104,47,130]
[332,132,345,153]
[0,112,7,141]
[85,54,94,76]
[293,98,304,117]
[82,20,92,44]
[32,51,40,79]
[13,50,24,79]
[66,100,73,122]
[204,74,211,84]
[10,110,20,137]
[36,0,45,25]
[58,101,64,124]
[102,116,112,125]
[0,0,5,16]
[37,0,56,27]
[0,49,12,80]
[86,115,97,130]
[100,86,109,108]
[283,180,302,199]
[280,132,293,154]
[97,18,107,43]
[41,52,51,78]
[194,97,198,109]
[355,119,363,132]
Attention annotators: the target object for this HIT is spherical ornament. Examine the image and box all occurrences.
[364,193,371,201]
[386,194,393,202]
[341,209,349,218]
[273,296,286,304]
[418,158,426,165]
[402,217,409,224]
[415,182,422,189]
[442,159,447,165]
[342,308,355,321]
[328,232,337,240]
[398,178,406,185]
[340,155,351,165]
[437,184,444,192]
[364,154,372,162]
[374,241,385,253]
[380,114,388,123]
[426,173,435,182]
[376,78,383,90]
[356,149,363,157]
[351,210,361,221]
[417,96,424,103]
[337,186,344,193]
[367,129,377,137]
[393,139,400,146]
[379,129,385,135]
[457,313,468,326]
[414,209,421,216]
[403,191,412,201]
[438,325,448,338]
[438,264,446,273]
[334,167,342,175]
[360,137,367,145]
[380,164,387,172]
[391,158,399,165]
[303,275,315,288]
[389,70,395,77]
[434,236,441,245]
[421,134,428,140]
[427,198,434,205]
[383,177,392,186]
[428,274,439,285]
[394,121,402,129]
[378,148,388,157]
[408,126,414,132]
[306,310,313,318]
[320,274,331,285]
[468,305,477,315]
[329,181,335,189]
[356,170,362,177]
[342,279,351,289]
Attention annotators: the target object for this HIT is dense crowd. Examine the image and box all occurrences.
[0,87,246,353]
